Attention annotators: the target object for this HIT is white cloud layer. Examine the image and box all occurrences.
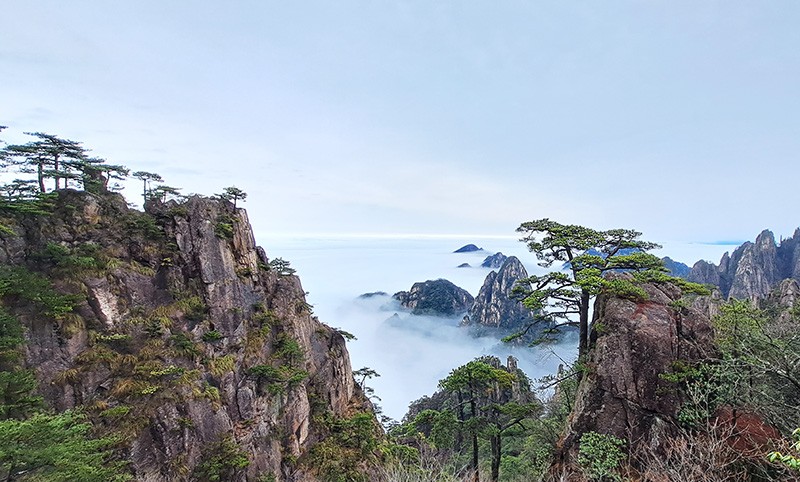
[263,235,731,420]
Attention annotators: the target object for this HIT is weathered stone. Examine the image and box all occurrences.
[553,278,716,470]
[728,230,780,301]
[393,279,474,316]
[464,256,533,329]
[0,191,373,481]
[480,252,508,268]
[687,259,720,286]
[661,256,690,278]
[687,228,800,301]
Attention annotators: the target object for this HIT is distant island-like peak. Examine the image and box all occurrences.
[453,244,483,253]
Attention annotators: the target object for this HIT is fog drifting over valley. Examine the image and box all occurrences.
[260,234,733,420]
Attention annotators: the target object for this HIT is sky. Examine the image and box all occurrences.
[2,1,800,245]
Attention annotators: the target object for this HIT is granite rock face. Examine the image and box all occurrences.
[0,191,374,482]
[688,228,800,301]
[661,256,690,278]
[687,259,720,287]
[762,278,800,324]
[393,279,474,316]
[480,252,508,269]
[552,278,716,470]
[463,256,533,329]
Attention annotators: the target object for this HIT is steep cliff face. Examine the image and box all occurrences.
[762,278,800,323]
[463,256,533,329]
[688,228,800,301]
[0,190,375,481]
[661,256,690,278]
[728,230,781,300]
[553,279,716,469]
[393,279,474,316]
[686,259,720,287]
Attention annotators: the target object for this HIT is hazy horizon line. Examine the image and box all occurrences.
[258,232,522,240]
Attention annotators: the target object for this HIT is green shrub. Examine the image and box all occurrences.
[100,405,132,418]
[0,411,132,481]
[38,242,105,273]
[175,296,207,323]
[208,355,236,377]
[194,435,250,481]
[0,307,24,368]
[123,211,163,240]
[122,211,164,241]
[273,333,303,365]
[769,428,800,471]
[214,214,236,240]
[248,364,308,396]
[0,265,79,319]
[306,412,380,482]
[94,332,131,343]
[202,330,223,343]
[577,431,626,481]
[170,332,201,359]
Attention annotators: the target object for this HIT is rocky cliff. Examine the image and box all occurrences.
[462,256,533,330]
[0,190,377,481]
[552,277,717,472]
[480,252,508,269]
[661,256,690,278]
[688,228,800,301]
[393,279,474,317]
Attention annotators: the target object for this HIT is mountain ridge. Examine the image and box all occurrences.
[0,189,380,481]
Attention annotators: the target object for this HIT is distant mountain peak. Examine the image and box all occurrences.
[688,228,800,301]
[393,279,474,316]
[481,252,508,268]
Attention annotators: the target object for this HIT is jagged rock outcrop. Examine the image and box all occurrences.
[761,278,800,324]
[661,256,690,278]
[728,230,781,300]
[687,259,720,287]
[462,256,533,329]
[553,277,716,471]
[393,279,474,316]
[0,190,377,481]
[771,278,800,308]
[688,228,800,301]
[480,252,508,269]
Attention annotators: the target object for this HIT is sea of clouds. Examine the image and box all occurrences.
[257,234,732,421]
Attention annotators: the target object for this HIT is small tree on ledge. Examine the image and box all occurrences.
[132,171,163,203]
[218,186,247,209]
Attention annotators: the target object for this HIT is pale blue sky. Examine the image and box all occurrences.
[2,1,799,246]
